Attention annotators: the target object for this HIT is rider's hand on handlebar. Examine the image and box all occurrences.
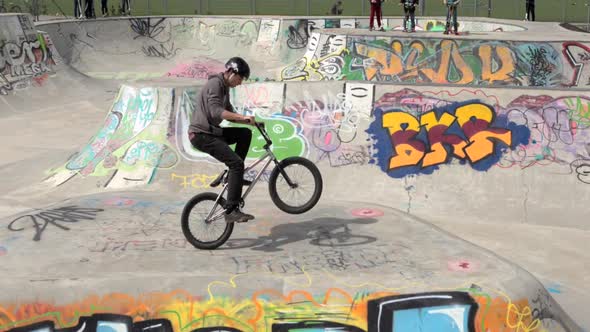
[243,115,256,125]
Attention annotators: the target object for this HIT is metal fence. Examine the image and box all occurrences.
[2,0,590,25]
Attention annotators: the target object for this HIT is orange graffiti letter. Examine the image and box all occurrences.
[479,45,516,84]
[420,40,474,84]
[420,111,468,166]
[383,112,425,169]
[455,103,511,163]
[355,43,403,80]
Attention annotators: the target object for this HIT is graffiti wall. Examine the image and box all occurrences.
[0,287,568,332]
[45,82,590,191]
[0,15,58,96]
[282,35,590,88]
[37,16,572,89]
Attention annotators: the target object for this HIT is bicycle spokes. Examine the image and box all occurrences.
[274,163,315,206]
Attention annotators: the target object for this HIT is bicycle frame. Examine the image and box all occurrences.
[203,123,295,223]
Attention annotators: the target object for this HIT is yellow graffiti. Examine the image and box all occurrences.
[421,40,475,85]
[355,40,516,84]
[383,112,424,169]
[479,45,516,84]
[455,103,511,163]
[506,303,542,332]
[0,271,541,332]
[171,173,217,189]
[382,103,512,169]
[420,111,468,165]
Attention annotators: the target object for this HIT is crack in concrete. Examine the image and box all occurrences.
[523,172,530,224]
[403,176,414,214]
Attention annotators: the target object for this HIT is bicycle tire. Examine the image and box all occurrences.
[268,157,323,214]
[181,192,233,250]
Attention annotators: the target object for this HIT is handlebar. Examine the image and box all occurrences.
[254,121,273,148]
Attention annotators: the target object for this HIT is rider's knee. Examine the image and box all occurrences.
[228,158,245,171]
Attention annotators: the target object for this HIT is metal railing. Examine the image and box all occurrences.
[1,0,589,25]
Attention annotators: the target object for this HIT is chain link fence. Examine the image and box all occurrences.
[1,0,589,25]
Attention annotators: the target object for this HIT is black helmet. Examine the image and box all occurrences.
[225,57,250,80]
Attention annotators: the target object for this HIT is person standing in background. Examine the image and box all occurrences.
[369,0,385,31]
[330,0,343,15]
[525,0,535,21]
[443,0,460,35]
[74,0,84,19]
[101,0,108,16]
[400,0,419,32]
[84,0,96,18]
[121,0,130,15]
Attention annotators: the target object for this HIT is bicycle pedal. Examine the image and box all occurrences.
[209,170,228,188]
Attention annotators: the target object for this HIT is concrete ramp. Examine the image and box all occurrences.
[0,13,588,332]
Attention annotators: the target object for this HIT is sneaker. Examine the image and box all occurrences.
[443,30,449,35]
[453,30,459,35]
[378,27,385,32]
[411,28,416,32]
[369,27,374,31]
[225,209,255,224]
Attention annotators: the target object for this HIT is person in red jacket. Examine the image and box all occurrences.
[400,0,419,32]
[369,0,385,31]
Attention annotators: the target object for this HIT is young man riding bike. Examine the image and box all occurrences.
[188,57,257,224]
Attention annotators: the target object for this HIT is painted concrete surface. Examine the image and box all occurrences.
[1,13,589,332]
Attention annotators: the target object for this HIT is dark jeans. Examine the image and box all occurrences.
[526,3,535,21]
[404,7,416,30]
[369,3,382,29]
[446,5,458,31]
[190,127,252,210]
[74,0,83,17]
[101,0,108,14]
[121,0,130,13]
[84,0,95,18]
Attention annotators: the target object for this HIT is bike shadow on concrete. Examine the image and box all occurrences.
[219,217,379,252]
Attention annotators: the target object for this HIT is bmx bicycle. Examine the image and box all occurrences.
[181,122,323,250]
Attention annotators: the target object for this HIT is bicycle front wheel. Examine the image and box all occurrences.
[181,192,233,250]
[269,157,323,214]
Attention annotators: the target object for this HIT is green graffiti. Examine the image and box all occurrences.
[564,96,590,127]
[228,116,306,160]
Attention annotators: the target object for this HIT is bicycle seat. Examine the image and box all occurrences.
[209,170,227,188]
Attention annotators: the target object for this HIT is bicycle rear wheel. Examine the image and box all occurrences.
[181,192,233,250]
[269,157,323,214]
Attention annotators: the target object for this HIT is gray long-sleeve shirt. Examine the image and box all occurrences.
[188,73,234,136]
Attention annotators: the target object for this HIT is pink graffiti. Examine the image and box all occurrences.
[351,208,384,218]
[447,259,480,273]
[103,197,138,207]
[166,58,225,79]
